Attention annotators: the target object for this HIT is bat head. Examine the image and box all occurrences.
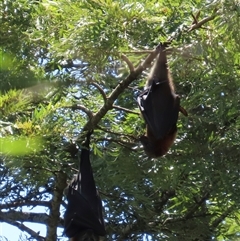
[140,127,177,158]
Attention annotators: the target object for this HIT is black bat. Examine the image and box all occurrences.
[137,43,187,158]
[64,131,106,240]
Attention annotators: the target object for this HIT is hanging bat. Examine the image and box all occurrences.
[137,43,187,158]
[64,131,106,240]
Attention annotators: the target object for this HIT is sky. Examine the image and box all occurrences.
[0,222,45,241]
[0,223,43,241]
[0,205,68,241]
[0,222,68,241]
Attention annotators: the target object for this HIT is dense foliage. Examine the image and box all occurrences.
[0,0,240,240]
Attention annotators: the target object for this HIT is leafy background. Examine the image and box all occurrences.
[0,0,240,240]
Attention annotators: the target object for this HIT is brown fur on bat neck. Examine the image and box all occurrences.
[145,43,175,91]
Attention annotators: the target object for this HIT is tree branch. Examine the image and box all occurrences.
[112,105,139,115]
[191,10,201,25]
[79,45,160,138]
[210,204,235,229]
[188,8,218,32]
[97,137,137,150]
[63,104,93,119]
[121,54,135,72]
[152,189,176,213]
[96,125,138,141]
[0,200,51,210]
[0,210,49,224]
[121,50,153,54]
[90,82,107,103]
[167,8,219,42]
[184,191,210,219]
[5,219,45,241]
[46,171,67,241]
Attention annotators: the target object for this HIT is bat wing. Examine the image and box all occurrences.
[137,81,180,140]
[64,186,106,238]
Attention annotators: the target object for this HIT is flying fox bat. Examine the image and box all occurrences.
[137,43,187,158]
[64,131,106,240]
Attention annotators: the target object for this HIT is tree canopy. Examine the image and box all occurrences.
[0,0,240,240]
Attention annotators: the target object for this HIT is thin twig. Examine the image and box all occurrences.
[184,192,210,219]
[0,200,51,209]
[90,82,107,103]
[64,104,93,118]
[188,8,218,32]
[121,54,135,72]
[98,190,127,202]
[191,10,201,24]
[112,105,140,115]
[97,137,137,150]
[96,125,138,141]
[121,50,153,54]
[211,205,235,229]
[6,220,45,241]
